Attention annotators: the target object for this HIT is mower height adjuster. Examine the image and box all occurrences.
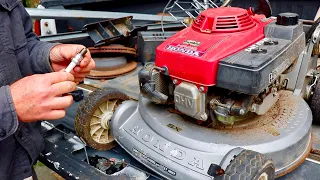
[207,163,224,177]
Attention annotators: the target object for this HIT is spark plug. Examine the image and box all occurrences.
[65,48,88,73]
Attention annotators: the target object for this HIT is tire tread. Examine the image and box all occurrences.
[217,150,275,180]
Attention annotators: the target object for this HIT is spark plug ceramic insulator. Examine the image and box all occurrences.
[65,48,88,73]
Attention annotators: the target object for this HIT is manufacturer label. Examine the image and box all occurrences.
[166,45,204,57]
[167,123,183,132]
[128,125,204,171]
[133,148,177,176]
[174,93,195,109]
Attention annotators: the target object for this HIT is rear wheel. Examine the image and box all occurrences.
[310,82,320,125]
[75,88,130,150]
[217,150,275,180]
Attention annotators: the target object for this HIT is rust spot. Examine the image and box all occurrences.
[194,91,300,142]
[216,91,296,130]
[311,148,320,155]
[217,168,225,176]
[88,61,137,79]
[86,45,138,79]
[114,24,130,35]
[167,108,184,115]
[88,45,137,56]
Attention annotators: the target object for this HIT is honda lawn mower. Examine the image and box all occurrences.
[75,0,320,179]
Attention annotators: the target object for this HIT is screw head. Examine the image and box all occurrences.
[239,109,245,115]
[199,86,205,92]
[173,79,178,84]
[200,114,208,120]
[251,106,256,112]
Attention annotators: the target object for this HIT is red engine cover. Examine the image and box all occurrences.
[155,7,273,86]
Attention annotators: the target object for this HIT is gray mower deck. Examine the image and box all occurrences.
[111,91,312,179]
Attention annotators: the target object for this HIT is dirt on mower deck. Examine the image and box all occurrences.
[212,91,299,139]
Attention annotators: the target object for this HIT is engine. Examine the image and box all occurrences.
[139,7,305,125]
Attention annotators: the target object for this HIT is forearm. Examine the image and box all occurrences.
[0,86,19,141]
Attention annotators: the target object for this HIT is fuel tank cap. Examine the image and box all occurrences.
[276,12,299,26]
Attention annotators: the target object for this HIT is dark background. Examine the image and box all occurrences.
[38,0,320,33]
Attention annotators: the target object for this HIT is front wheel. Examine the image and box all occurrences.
[74,88,130,150]
[217,150,275,180]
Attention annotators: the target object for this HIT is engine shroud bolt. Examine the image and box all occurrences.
[173,79,178,84]
[239,109,245,115]
[200,114,208,120]
[199,86,205,92]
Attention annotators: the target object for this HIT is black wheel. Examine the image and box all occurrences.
[75,88,130,150]
[217,150,275,180]
[310,82,320,125]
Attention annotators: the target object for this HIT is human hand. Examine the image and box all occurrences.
[9,72,76,122]
[49,44,95,82]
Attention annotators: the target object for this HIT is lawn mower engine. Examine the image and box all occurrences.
[110,2,320,180]
[140,7,306,125]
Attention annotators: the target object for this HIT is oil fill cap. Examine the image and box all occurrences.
[276,12,299,26]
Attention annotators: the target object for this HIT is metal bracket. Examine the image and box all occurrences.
[307,75,318,99]
[293,23,320,98]
[82,16,147,47]
[312,25,320,43]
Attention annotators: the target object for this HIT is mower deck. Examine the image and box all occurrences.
[111,91,312,179]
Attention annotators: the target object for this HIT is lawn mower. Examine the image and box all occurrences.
[75,0,320,179]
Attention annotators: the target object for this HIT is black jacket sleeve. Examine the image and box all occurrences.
[19,3,59,74]
[0,86,19,141]
[0,3,59,141]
